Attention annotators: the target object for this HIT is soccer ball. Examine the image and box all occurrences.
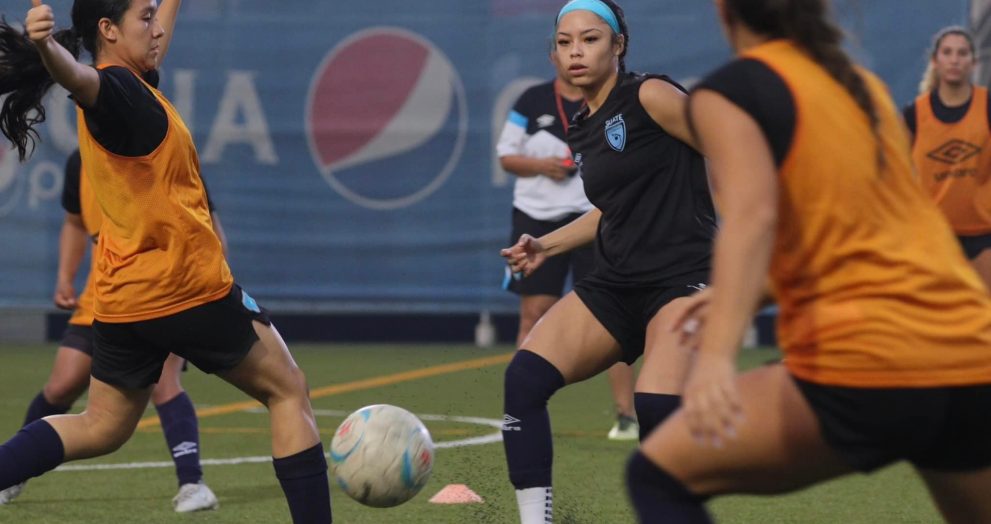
[329,404,435,508]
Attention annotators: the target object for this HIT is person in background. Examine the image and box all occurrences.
[904,27,991,290]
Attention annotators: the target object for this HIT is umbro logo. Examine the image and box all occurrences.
[536,114,556,128]
[502,414,522,431]
[927,139,981,165]
[172,441,199,458]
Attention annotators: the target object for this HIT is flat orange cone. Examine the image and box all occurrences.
[428,484,484,504]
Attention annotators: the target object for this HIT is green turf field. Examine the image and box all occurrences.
[0,344,942,523]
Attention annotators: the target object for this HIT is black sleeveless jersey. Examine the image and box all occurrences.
[568,72,716,286]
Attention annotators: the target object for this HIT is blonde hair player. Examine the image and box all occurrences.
[904,27,991,290]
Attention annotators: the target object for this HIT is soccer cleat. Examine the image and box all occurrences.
[0,482,25,505]
[172,482,219,513]
[607,414,639,441]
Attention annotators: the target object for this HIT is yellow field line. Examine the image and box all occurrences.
[191,427,482,436]
[136,352,512,429]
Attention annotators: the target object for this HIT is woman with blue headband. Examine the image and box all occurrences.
[500,0,717,521]
[495,43,641,443]
[627,0,991,522]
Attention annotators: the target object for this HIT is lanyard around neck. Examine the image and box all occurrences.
[554,80,581,137]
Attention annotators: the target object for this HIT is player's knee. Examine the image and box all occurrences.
[85,415,137,454]
[504,350,565,408]
[520,301,552,327]
[262,364,309,405]
[287,365,310,395]
[43,380,87,407]
[518,309,540,332]
[150,381,184,405]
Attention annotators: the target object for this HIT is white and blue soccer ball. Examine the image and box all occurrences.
[329,404,435,508]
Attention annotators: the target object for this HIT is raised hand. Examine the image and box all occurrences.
[26,0,55,44]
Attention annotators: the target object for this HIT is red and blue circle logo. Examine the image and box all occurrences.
[306,27,468,210]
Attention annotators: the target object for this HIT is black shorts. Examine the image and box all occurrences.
[957,233,991,260]
[60,323,95,356]
[573,277,706,364]
[92,284,270,390]
[795,378,991,472]
[504,208,594,296]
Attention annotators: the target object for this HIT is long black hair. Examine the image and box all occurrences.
[0,0,131,161]
[724,0,884,165]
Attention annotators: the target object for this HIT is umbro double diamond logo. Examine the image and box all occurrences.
[172,441,199,458]
[927,139,982,165]
[502,414,522,431]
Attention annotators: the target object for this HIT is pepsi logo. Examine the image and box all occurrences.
[306,27,467,210]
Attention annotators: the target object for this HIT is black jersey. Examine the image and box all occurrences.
[568,72,716,286]
[83,67,166,157]
[694,59,796,167]
[61,150,83,214]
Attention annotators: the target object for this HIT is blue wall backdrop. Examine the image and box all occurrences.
[0,0,971,313]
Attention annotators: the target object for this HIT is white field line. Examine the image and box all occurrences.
[55,409,502,473]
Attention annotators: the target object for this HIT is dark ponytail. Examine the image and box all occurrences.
[725,0,884,166]
[0,0,129,161]
[0,19,81,160]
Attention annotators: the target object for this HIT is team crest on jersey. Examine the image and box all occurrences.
[604,114,626,152]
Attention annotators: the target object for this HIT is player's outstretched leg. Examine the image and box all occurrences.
[0,379,152,502]
[1,345,93,504]
[218,321,331,524]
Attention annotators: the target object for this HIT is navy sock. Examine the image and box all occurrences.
[626,451,711,524]
[634,392,681,441]
[23,391,71,427]
[272,443,332,524]
[0,420,65,490]
[155,392,203,487]
[502,350,565,489]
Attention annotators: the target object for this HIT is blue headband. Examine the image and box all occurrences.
[556,0,621,35]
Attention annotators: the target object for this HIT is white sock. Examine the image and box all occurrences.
[515,486,552,524]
